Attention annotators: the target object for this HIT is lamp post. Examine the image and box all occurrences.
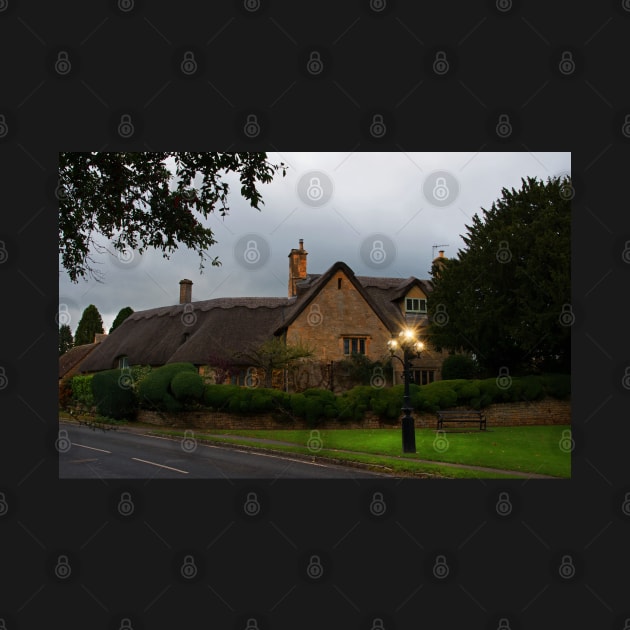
[387,329,424,454]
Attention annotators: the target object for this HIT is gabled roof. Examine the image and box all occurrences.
[59,341,102,379]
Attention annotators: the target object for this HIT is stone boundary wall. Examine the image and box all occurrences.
[136,397,570,430]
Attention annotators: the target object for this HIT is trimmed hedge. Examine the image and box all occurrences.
[71,374,95,408]
[171,371,204,403]
[137,362,197,411]
[91,369,137,420]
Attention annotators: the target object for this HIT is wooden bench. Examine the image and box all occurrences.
[436,409,486,431]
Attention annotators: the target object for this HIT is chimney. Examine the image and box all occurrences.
[288,239,308,297]
[438,250,444,258]
[179,279,193,304]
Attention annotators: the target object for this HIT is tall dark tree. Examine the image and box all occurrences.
[110,306,134,333]
[74,304,105,346]
[426,175,571,376]
[58,324,74,356]
[59,152,287,282]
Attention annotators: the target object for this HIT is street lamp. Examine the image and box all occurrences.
[387,329,425,454]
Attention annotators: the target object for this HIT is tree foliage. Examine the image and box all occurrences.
[59,152,287,282]
[74,304,104,346]
[110,306,134,333]
[426,176,571,376]
[58,323,73,356]
[236,336,314,388]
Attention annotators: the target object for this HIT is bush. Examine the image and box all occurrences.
[71,374,95,408]
[203,384,242,409]
[171,371,204,403]
[91,369,137,420]
[137,362,197,411]
[441,354,477,380]
[59,378,73,410]
[541,373,570,399]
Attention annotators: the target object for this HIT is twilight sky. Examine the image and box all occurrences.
[59,151,571,333]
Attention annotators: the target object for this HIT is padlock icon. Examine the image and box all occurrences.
[496,240,512,264]
[181,302,196,326]
[243,491,261,516]
[558,51,575,75]
[369,240,386,264]
[432,554,449,579]
[0,114,8,138]
[181,429,197,453]
[118,0,135,11]
[245,619,259,630]
[180,51,197,75]
[307,429,323,452]
[558,428,574,453]
[57,303,71,326]
[118,367,133,390]
[497,618,511,630]
[244,0,261,11]
[621,492,630,516]
[118,491,134,516]
[370,114,386,138]
[0,619,7,630]
[55,179,67,201]
[433,430,449,453]
[434,303,449,326]
[622,367,630,390]
[622,241,630,264]
[495,114,512,138]
[495,491,512,516]
[0,367,7,391]
[55,51,71,75]
[245,367,259,388]
[307,303,323,326]
[370,366,385,389]
[306,554,323,579]
[119,618,133,630]
[55,554,72,579]
[370,0,386,11]
[495,0,512,12]
[623,619,630,630]
[369,491,386,516]
[243,114,260,138]
[371,619,385,630]
[244,239,261,264]
[558,303,575,326]
[558,554,575,579]
[0,492,8,516]
[307,51,323,75]
[56,429,71,453]
[496,366,512,390]
[306,176,324,201]
[432,176,449,201]
[433,51,449,75]
[622,115,630,139]
[181,555,198,579]
[118,114,134,138]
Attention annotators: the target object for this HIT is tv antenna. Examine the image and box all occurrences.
[432,244,449,258]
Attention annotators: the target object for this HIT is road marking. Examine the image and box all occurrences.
[131,457,189,474]
[72,443,111,454]
[70,458,98,463]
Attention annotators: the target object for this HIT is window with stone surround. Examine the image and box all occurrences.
[343,337,366,355]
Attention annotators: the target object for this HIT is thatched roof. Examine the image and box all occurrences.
[59,341,101,379]
[77,261,434,373]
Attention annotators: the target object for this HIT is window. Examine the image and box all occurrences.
[406,298,427,313]
[117,356,129,369]
[337,277,342,289]
[343,337,366,355]
[411,369,435,385]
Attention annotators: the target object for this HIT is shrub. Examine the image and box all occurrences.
[171,371,204,403]
[71,374,95,408]
[91,369,137,420]
[58,377,73,410]
[203,384,242,409]
[137,362,196,411]
[441,354,477,380]
[541,373,570,399]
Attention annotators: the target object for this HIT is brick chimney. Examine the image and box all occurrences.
[288,239,308,297]
[431,250,447,278]
[179,279,193,304]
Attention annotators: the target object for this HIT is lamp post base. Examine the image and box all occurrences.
[402,413,416,453]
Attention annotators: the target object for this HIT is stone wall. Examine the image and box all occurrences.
[136,397,570,430]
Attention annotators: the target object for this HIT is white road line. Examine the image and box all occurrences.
[131,457,189,474]
[72,443,112,454]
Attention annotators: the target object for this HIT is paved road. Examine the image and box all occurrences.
[58,424,387,479]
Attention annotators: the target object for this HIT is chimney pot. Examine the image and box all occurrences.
[179,279,193,304]
[439,250,444,257]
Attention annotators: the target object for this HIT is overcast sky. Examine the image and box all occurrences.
[59,151,571,334]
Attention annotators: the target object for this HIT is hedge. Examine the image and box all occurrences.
[171,371,204,403]
[91,369,137,420]
[71,374,95,408]
[137,362,197,411]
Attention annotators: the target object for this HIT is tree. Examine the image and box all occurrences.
[110,306,134,333]
[74,304,105,346]
[59,324,73,356]
[236,337,314,388]
[426,176,571,376]
[59,152,287,282]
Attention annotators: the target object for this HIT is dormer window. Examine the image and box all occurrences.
[405,298,427,313]
[117,355,129,369]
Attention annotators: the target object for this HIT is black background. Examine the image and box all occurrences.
[1,0,629,628]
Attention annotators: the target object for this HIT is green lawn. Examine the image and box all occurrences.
[157,425,571,479]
